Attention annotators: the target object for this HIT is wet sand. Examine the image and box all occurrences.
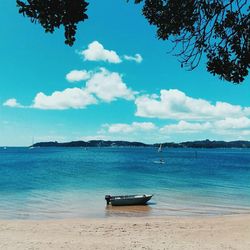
[1,214,250,250]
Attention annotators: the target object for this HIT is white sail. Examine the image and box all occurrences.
[155,144,165,164]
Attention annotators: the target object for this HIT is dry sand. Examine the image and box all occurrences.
[0,214,250,250]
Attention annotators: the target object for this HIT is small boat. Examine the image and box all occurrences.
[154,144,165,164]
[29,137,35,149]
[158,144,163,153]
[154,159,165,164]
[105,194,153,206]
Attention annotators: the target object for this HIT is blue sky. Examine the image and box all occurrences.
[0,0,250,146]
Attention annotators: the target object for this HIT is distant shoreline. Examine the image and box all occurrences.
[30,139,250,149]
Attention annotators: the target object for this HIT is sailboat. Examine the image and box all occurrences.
[29,137,35,149]
[154,144,165,164]
[158,144,162,153]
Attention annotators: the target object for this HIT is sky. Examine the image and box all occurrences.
[0,0,250,146]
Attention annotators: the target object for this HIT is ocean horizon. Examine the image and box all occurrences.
[0,147,250,220]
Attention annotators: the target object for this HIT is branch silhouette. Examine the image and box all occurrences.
[17,0,250,83]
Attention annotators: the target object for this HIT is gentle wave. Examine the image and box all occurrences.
[0,147,250,219]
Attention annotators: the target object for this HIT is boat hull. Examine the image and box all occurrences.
[109,195,153,206]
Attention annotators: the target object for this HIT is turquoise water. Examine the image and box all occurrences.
[0,147,250,219]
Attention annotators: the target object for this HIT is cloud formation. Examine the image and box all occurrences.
[32,88,97,110]
[124,54,143,63]
[3,98,23,108]
[160,121,212,134]
[103,122,157,133]
[135,89,250,121]
[159,117,250,135]
[80,41,122,63]
[86,68,135,102]
[66,70,90,82]
[101,117,250,141]
[214,117,250,130]
[79,41,143,65]
[4,68,135,110]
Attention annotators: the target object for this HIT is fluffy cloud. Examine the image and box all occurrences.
[135,89,249,121]
[214,117,250,130]
[160,121,212,134]
[211,118,250,138]
[104,122,156,133]
[32,88,97,110]
[80,41,121,63]
[66,70,90,82]
[86,68,135,102]
[101,118,250,141]
[79,41,143,64]
[159,117,250,135]
[6,68,135,110]
[101,117,250,139]
[124,54,143,63]
[3,98,23,108]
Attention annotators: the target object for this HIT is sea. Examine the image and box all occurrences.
[0,147,250,219]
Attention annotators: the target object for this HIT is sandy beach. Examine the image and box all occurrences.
[1,214,250,250]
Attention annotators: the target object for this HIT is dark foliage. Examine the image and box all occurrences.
[33,140,149,147]
[17,0,249,83]
[134,0,250,83]
[16,0,88,46]
[33,139,250,148]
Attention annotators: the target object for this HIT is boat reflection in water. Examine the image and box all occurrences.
[105,204,153,217]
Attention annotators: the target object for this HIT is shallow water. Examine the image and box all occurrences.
[0,147,250,219]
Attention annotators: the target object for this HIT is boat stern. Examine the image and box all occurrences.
[105,195,112,205]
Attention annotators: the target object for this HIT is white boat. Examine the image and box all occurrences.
[29,137,35,149]
[154,159,165,164]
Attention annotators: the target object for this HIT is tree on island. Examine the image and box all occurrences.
[16,0,249,83]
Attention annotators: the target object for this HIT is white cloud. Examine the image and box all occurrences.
[66,70,90,82]
[160,121,212,134]
[214,117,250,130]
[79,41,143,64]
[86,68,135,102]
[124,54,143,63]
[239,130,250,135]
[32,88,97,110]
[244,107,250,115]
[3,98,23,108]
[80,41,121,63]
[97,116,250,142]
[159,118,250,137]
[25,67,136,110]
[135,89,248,121]
[104,122,156,134]
[6,67,136,110]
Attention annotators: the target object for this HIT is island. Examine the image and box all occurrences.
[32,139,250,148]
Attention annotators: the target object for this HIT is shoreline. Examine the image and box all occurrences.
[1,214,250,250]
